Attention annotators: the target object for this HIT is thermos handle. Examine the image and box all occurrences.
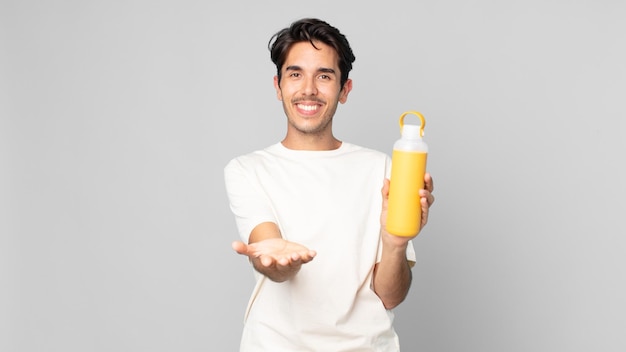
[399,111,426,138]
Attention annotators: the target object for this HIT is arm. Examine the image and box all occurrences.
[372,236,413,309]
[225,160,316,282]
[232,222,316,282]
[373,173,435,309]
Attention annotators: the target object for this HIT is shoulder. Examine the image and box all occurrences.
[341,142,390,161]
[225,144,281,170]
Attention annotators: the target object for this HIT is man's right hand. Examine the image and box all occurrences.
[232,238,316,282]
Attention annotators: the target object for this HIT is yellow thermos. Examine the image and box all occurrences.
[386,111,429,237]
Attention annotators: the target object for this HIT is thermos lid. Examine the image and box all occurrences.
[399,111,426,138]
[402,124,422,140]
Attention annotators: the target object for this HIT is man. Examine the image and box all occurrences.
[224,18,435,351]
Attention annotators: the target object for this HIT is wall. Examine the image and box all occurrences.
[2,1,625,351]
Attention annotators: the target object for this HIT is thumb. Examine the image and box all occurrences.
[231,240,248,255]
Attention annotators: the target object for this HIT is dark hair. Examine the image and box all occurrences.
[268,18,356,87]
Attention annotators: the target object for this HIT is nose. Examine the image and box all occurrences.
[302,76,318,96]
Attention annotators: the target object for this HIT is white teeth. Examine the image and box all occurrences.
[297,104,319,111]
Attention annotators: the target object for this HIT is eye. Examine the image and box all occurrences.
[289,72,301,78]
[319,74,331,80]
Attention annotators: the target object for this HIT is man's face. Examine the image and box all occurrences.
[274,41,352,136]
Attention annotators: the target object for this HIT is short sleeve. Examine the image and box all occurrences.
[224,157,277,243]
[405,240,416,266]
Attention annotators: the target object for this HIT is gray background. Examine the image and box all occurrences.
[2,0,625,351]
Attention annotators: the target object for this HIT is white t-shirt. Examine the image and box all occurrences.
[224,142,416,351]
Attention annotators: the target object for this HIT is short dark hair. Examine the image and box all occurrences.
[268,18,356,88]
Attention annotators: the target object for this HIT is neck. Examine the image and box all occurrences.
[281,133,342,151]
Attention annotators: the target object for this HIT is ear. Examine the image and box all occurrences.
[339,79,353,104]
[273,76,282,101]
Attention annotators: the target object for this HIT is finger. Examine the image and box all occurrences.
[259,255,275,267]
[381,178,390,198]
[299,250,317,263]
[424,172,434,192]
[277,256,291,266]
[290,252,302,262]
[419,189,435,206]
[420,197,430,227]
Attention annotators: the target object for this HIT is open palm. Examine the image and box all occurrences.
[233,238,316,267]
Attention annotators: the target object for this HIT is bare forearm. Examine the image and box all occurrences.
[372,244,412,309]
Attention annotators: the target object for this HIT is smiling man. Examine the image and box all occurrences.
[224,18,435,351]
[275,40,350,149]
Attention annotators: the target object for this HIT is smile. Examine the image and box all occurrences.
[296,104,320,112]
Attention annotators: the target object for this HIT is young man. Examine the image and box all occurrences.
[224,18,435,351]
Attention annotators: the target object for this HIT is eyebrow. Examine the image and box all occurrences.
[284,65,337,75]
